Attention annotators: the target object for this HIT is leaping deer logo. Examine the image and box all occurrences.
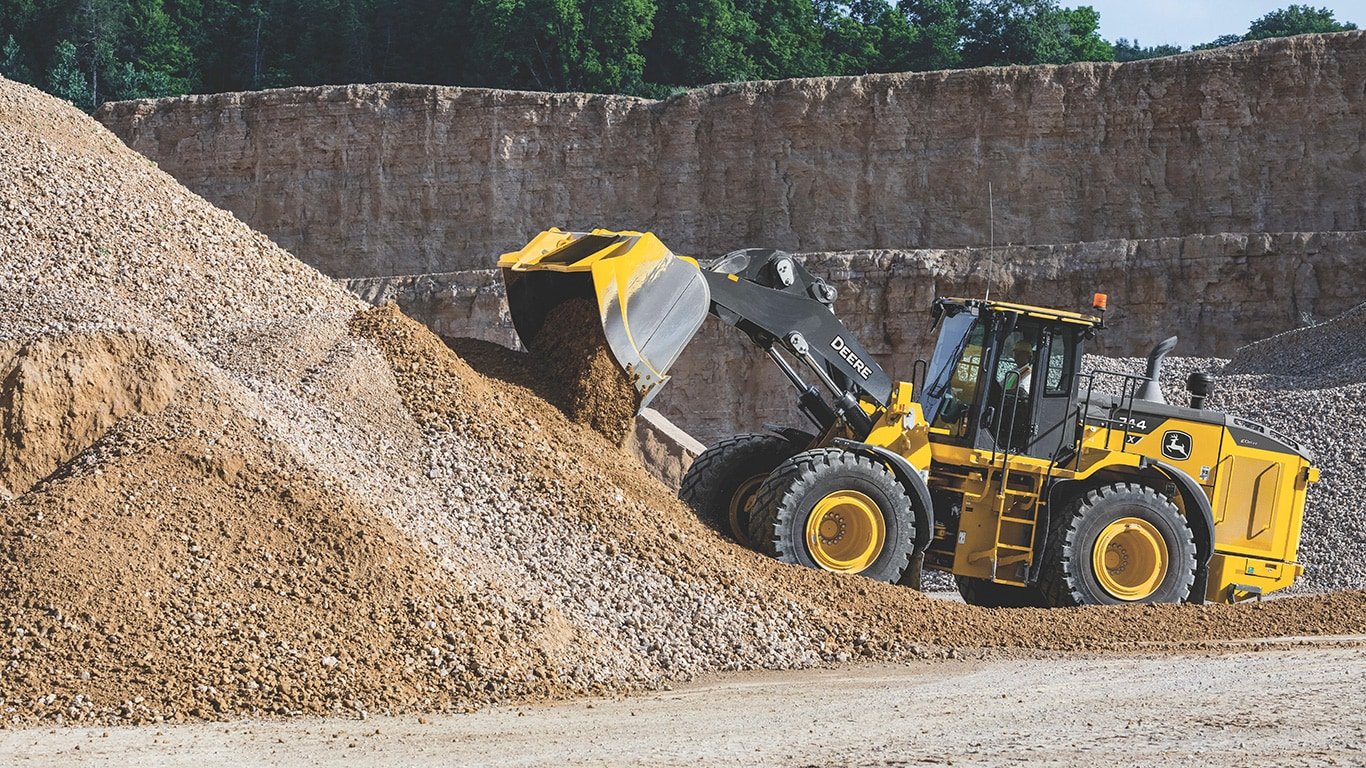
[1162,430,1192,461]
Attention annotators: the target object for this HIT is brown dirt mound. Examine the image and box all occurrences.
[523,298,640,444]
[0,338,592,724]
[0,332,185,497]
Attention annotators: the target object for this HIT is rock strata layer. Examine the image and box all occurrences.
[97,33,1366,277]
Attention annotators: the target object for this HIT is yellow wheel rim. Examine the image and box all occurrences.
[727,475,766,545]
[804,490,886,572]
[1092,516,1168,601]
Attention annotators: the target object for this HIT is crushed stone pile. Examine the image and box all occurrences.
[1226,302,1366,379]
[1084,309,1366,593]
[2,74,1365,727]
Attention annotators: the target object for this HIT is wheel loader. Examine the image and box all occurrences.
[499,228,1319,607]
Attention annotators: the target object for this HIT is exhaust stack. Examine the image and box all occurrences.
[1136,336,1178,404]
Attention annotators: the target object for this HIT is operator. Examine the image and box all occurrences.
[1005,337,1033,394]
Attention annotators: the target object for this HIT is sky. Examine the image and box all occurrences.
[1083,1,1366,49]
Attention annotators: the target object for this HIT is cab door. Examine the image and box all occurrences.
[1025,325,1079,461]
[972,321,1079,462]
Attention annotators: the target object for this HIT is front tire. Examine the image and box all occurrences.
[679,433,801,547]
[749,448,916,584]
[1038,483,1196,606]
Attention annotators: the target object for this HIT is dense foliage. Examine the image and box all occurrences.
[0,0,1357,109]
[1193,4,1355,51]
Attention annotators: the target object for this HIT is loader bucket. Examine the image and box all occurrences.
[499,229,711,409]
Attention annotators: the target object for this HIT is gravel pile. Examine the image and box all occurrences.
[2,75,1364,727]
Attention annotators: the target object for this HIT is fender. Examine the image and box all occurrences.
[1044,461,1215,604]
[763,424,817,450]
[1148,459,1216,605]
[831,438,934,554]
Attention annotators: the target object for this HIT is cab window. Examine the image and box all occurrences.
[1042,328,1071,397]
[929,321,986,438]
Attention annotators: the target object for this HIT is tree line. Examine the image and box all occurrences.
[0,1,1356,110]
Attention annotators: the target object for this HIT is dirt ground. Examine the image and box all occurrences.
[4,637,1363,768]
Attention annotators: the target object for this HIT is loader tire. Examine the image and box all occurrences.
[679,433,801,548]
[954,576,1044,608]
[1037,483,1196,607]
[749,448,916,584]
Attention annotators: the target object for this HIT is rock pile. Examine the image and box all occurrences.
[2,75,1365,727]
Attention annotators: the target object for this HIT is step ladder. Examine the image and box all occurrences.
[984,459,1042,586]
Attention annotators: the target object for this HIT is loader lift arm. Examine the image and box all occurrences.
[702,248,893,438]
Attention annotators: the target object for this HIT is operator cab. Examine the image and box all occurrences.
[917,297,1101,461]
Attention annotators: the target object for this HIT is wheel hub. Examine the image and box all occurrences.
[1092,516,1167,601]
[726,474,769,546]
[818,515,846,543]
[805,490,885,573]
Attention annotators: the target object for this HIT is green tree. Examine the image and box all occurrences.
[467,0,653,93]
[467,0,585,90]
[1113,38,1182,62]
[1,34,33,82]
[643,0,757,86]
[819,0,884,74]
[1054,5,1111,61]
[1191,33,1242,51]
[1245,4,1357,40]
[120,0,195,96]
[897,0,967,71]
[735,0,828,78]
[46,39,93,107]
[577,0,656,92]
[64,0,128,107]
[963,0,1113,67]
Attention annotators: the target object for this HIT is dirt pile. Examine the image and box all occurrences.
[0,392,557,723]
[0,75,581,722]
[2,73,1366,728]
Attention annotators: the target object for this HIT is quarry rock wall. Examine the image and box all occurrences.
[98,33,1366,277]
[345,230,1366,443]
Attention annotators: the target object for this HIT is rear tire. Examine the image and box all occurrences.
[1038,483,1196,606]
[954,576,1044,608]
[749,448,916,584]
[679,433,801,548]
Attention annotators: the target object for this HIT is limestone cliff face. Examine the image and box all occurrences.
[99,33,1366,277]
[345,231,1366,443]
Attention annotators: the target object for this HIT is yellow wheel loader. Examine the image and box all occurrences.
[500,229,1319,606]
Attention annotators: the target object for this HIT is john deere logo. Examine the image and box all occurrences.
[1162,430,1193,461]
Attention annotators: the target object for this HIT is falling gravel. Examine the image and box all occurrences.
[2,74,1365,728]
[522,298,641,444]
